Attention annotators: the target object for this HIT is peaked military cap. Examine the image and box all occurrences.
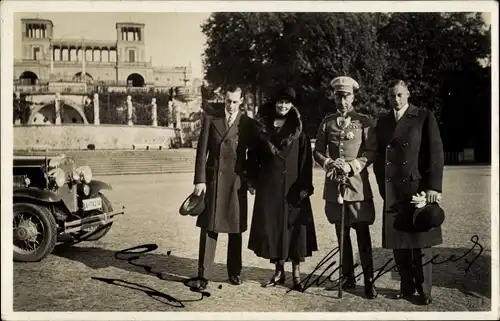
[179,191,206,216]
[330,76,360,93]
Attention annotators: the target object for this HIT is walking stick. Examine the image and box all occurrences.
[335,171,348,299]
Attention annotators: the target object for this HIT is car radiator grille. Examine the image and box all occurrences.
[13,175,28,188]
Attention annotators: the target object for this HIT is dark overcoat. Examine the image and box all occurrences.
[373,104,444,249]
[246,103,318,261]
[193,109,249,234]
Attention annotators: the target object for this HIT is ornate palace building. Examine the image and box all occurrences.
[14,18,197,91]
[13,18,203,126]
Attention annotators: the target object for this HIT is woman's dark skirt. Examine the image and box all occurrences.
[248,208,318,264]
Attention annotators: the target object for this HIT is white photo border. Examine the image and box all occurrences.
[1,1,498,320]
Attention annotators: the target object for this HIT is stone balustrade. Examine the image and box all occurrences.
[14,124,181,150]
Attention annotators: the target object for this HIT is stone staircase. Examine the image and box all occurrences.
[14,149,198,176]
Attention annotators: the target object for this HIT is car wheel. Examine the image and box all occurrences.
[13,203,57,262]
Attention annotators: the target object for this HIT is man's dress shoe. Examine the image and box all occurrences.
[418,293,433,305]
[364,281,378,299]
[191,278,208,291]
[229,275,242,285]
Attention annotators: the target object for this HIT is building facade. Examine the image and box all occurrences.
[15,18,194,91]
[13,18,203,127]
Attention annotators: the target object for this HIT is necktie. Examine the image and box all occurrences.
[394,110,401,122]
[227,114,234,127]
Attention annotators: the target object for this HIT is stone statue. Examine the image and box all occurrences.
[93,93,100,125]
[127,95,133,126]
[168,100,174,127]
[151,98,157,127]
[54,92,61,125]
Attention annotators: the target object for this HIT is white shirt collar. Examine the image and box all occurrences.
[394,103,409,118]
[225,109,237,120]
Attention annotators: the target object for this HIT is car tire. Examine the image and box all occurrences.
[80,193,114,241]
[13,203,57,262]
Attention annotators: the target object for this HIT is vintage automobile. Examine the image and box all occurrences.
[13,153,125,262]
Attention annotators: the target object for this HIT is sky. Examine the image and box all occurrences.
[13,12,211,79]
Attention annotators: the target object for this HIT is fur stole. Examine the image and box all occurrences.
[253,102,303,155]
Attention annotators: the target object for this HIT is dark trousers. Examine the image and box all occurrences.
[393,248,432,296]
[198,228,242,279]
[334,223,374,282]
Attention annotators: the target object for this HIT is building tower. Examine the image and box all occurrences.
[115,22,146,86]
[19,18,53,84]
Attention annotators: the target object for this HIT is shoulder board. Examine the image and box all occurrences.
[321,112,337,122]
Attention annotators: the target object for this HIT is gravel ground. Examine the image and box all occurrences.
[12,166,492,312]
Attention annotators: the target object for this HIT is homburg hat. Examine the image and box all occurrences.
[412,202,445,232]
[179,191,205,216]
[394,202,445,233]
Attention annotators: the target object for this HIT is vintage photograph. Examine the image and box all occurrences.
[1,1,498,319]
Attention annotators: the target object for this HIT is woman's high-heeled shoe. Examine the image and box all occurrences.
[292,277,304,292]
[262,271,286,287]
[262,265,286,287]
[291,261,304,292]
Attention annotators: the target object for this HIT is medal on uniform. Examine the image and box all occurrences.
[336,115,351,129]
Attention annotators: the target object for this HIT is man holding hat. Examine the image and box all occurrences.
[191,85,251,290]
[313,76,378,299]
[372,80,444,305]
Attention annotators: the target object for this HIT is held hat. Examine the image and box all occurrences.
[412,203,445,232]
[330,76,360,94]
[179,191,205,216]
[393,202,445,233]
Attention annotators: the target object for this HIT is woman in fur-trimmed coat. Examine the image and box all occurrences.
[245,87,318,291]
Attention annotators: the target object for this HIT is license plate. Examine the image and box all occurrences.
[82,197,102,211]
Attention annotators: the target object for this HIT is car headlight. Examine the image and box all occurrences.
[75,166,93,184]
[48,158,61,169]
[83,184,90,196]
[48,168,66,187]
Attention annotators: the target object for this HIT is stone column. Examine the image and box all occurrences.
[167,100,173,127]
[173,100,184,145]
[93,93,100,125]
[14,91,21,124]
[49,45,54,75]
[151,98,157,127]
[174,101,181,129]
[127,95,133,126]
[55,92,61,125]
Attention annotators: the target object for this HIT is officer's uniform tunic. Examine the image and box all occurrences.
[313,110,377,225]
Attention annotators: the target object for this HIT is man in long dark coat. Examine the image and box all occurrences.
[373,80,444,305]
[313,76,378,299]
[192,85,250,290]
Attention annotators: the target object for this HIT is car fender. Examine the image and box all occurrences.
[14,187,62,203]
[88,180,112,195]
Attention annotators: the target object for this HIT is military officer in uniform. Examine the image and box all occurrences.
[313,76,378,299]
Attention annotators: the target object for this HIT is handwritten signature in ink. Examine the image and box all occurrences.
[92,244,211,307]
[289,235,484,293]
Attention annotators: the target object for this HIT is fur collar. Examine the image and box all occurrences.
[253,102,303,155]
